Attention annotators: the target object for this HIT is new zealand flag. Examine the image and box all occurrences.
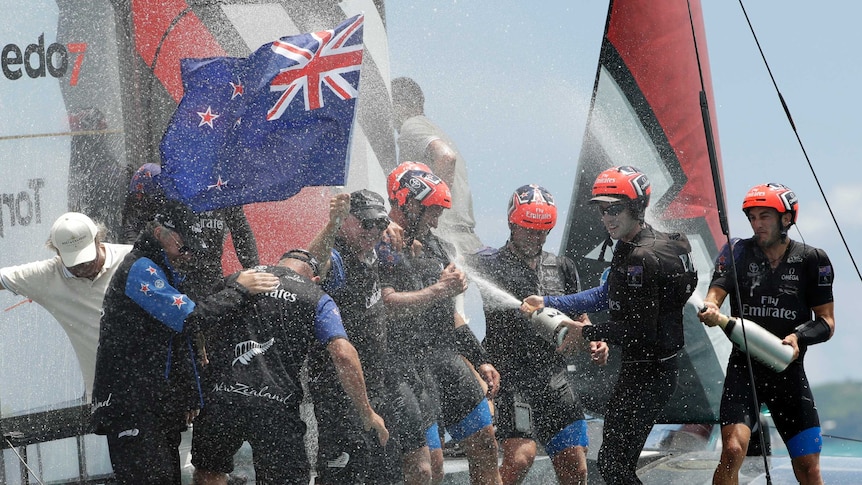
[159,14,364,212]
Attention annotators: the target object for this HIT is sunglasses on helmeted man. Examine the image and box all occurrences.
[598,204,627,217]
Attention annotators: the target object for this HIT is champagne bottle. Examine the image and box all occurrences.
[529,307,570,348]
[710,311,794,372]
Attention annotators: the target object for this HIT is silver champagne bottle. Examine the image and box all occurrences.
[529,307,570,348]
[716,314,794,372]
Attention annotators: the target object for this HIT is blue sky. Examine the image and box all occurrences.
[387,1,862,386]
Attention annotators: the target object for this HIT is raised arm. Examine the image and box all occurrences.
[427,138,457,188]
[125,259,277,334]
[307,193,350,278]
[226,206,260,269]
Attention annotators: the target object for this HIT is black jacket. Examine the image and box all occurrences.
[590,225,697,360]
[90,229,253,434]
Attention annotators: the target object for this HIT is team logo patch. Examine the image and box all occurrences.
[818,265,833,286]
[375,241,400,267]
[716,253,728,273]
[626,265,643,287]
[233,338,275,366]
[327,452,351,468]
[118,428,139,438]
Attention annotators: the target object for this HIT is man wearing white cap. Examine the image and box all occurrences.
[0,211,133,398]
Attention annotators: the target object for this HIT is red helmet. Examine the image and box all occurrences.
[508,184,557,230]
[742,183,798,225]
[387,161,432,202]
[591,166,651,204]
[390,168,452,209]
[591,166,650,217]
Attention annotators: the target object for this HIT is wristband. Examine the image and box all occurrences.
[794,316,831,346]
[582,324,599,342]
[454,325,490,368]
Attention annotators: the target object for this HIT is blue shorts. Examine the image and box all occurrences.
[448,398,493,442]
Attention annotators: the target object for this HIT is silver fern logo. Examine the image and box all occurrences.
[232,338,275,366]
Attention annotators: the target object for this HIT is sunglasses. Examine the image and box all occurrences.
[283,249,321,276]
[361,218,390,232]
[169,231,193,255]
[598,203,627,217]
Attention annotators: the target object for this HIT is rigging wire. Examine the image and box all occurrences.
[737,0,862,284]
[686,2,772,483]
[823,434,862,444]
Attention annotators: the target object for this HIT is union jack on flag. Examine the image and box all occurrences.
[268,14,364,118]
[159,15,365,212]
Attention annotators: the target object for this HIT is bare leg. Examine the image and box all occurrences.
[430,447,445,484]
[461,425,502,485]
[791,453,823,485]
[713,423,751,485]
[193,469,228,485]
[550,445,588,485]
[499,438,536,485]
[403,445,433,485]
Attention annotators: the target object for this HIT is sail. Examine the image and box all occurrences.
[561,0,732,422]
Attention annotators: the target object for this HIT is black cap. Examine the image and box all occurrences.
[350,189,390,223]
[154,199,208,251]
[280,248,320,276]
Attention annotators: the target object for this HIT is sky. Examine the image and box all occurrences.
[386,1,862,386]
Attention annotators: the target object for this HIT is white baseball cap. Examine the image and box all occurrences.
[51,212,98,267]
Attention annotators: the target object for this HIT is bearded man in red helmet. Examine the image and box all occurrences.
[380,163,502,485]
[523,166,698,485]
[698,183,835,485]
[470,184,609,485]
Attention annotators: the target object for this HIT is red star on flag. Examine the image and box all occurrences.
[230,81,244,99]
[146,266,158,275]
[172,295,187,309]
[197,106,220,128]
[207,176,228,191]
[139,283,151,295]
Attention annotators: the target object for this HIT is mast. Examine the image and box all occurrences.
[561,0,731,423]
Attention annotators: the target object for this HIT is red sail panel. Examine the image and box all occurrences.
[131,0,227,102]
[562,0,731,423]
[236,188,332,272]
[607,0,724,243]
